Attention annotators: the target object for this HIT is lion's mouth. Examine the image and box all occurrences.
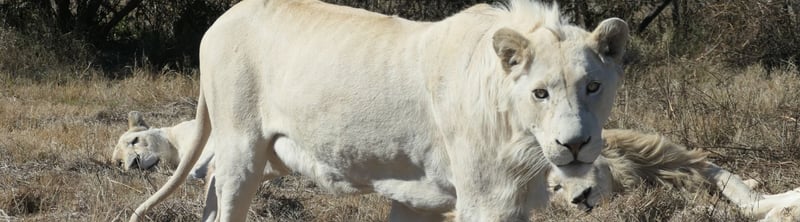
[124,154,160,171]
[144,158,160,171]
[554,162,593,176]
[580,201,594,212]
[556,160,593,167]
[571,187,595,212]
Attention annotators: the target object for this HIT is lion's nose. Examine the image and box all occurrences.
[556,136,591,159]
[571,187,592,205]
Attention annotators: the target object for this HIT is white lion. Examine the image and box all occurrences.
[111,111,213,180]
[548,129,800,221]
[129,0,631,221]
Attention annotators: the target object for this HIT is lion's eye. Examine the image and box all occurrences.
[532,89,549,99]
[129,137,139,146]
[587,81,601,93]
[553,184,562,191]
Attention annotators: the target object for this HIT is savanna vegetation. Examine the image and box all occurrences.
[0,0,798,221]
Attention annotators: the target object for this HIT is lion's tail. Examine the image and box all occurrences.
[130,88,211,222]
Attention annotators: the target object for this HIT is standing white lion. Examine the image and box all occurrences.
[129,0,631,221]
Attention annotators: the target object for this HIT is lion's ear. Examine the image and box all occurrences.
[493,28,530,73]
[589,18,629,63]
[128,111,149,130]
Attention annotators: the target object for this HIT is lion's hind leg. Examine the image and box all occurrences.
[760,199,800,222]
[743,191,800,219]
[202,174,218,222]
[749,188,800,220]
[212,133,277,221]
[704,163,800,219]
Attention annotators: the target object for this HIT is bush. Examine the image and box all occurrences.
[0,0,235,78]
[0,0,797,79]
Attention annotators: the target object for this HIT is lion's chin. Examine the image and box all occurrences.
[552,162,593,177]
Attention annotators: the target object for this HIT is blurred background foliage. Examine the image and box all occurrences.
[0,0,797,79]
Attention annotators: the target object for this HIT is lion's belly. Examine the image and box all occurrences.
[268,85,440,188]
[272,134,456,211]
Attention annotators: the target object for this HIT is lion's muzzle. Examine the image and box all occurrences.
[556,136,592,164]
[123,153,160,171]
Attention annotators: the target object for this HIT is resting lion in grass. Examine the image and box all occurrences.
[114,113,800,221]
[548,129,800,221]
[112,111,213,180]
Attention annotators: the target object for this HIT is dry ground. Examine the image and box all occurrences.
[1,61,799,221]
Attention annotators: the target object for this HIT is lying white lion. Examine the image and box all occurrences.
[114,113,800,221]
[112,111,214,180]
[548,129,800,221]
[130,0,632,221]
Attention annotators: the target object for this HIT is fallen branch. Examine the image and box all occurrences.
[638,0,673,33]
[107,177,144,194]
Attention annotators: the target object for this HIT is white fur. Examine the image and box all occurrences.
[129,0,629,221]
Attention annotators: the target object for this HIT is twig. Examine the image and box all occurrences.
[781,115,798,122]
[577,208,603,222]
[110,210,123,222]
[0,209,15,222]
[107,177,143,194]
[638,0,673,33]
[694,145,770,151]
[144,174,158,192]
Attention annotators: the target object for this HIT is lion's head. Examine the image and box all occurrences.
[548,156,614,211]
[492,16,629,175]
[111,111,179,171]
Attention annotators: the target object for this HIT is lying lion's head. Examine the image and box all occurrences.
[111,111,178,171]
[548,156,614,211]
